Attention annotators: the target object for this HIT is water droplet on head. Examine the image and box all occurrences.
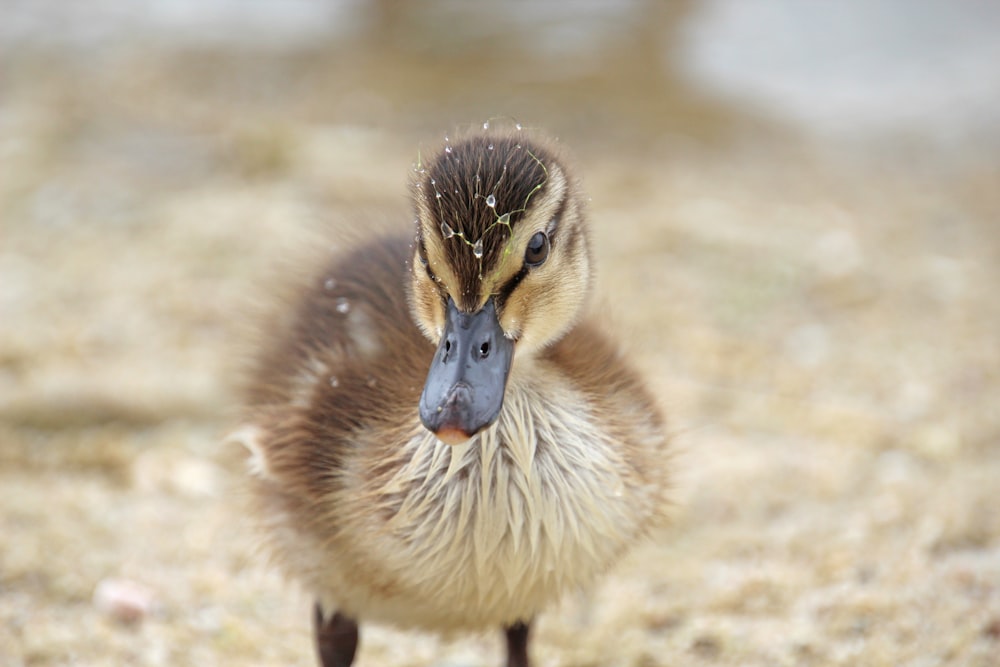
[441,221,455,239]
[515,123,522,130]
[335,298,350,314]
[483,120,490,130]
[472,239,484,258]
[498,212,511,225]
[323,278,337,291]
[435,192,442,199]
[366,376,377,388]
[444,146,452,154]
[329,376,339,388]
[488,143,494,150]
[485,194,496,208]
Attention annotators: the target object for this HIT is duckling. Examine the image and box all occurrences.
[238,127,669,667]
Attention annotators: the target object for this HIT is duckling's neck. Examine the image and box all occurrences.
[364,366,642,626]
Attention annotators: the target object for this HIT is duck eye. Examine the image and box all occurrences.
[524,232,550,267]
[416,238,429,266]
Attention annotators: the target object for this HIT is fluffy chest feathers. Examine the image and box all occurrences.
[326,372,654,630]
[240,134,670,667]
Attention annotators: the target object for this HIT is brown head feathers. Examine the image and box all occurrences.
[412,132,565,311]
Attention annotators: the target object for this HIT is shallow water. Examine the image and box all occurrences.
[683,0,1000,142]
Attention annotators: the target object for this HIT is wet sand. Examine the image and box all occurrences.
[2,5,999,665]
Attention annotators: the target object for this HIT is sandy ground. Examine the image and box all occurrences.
[2,8,1000,666]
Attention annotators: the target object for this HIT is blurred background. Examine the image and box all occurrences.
[1,1,998,665]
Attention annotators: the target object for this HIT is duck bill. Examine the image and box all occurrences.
[419,298,514,445]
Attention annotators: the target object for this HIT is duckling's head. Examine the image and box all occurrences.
[408,129,591,444]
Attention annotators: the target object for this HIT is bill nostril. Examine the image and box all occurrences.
[479,341,490,358]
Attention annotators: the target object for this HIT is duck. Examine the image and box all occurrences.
[236,125,670,667]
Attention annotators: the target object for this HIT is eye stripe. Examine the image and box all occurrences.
[421,260,450,298]
[547,195,567,237]
[496,196,566,307]
[497,266,529,309]
[416,237,429,266]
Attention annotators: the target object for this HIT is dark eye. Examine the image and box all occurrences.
[524,232,549,266]
[416,237,429,266]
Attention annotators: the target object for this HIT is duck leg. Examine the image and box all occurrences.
[313,603,358,667]
[504,620,532,667]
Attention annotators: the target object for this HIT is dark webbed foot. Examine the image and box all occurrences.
[504,620,532,667]
[314,603,359,667]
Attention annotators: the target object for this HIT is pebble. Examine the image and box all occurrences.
[93,578,156,624]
